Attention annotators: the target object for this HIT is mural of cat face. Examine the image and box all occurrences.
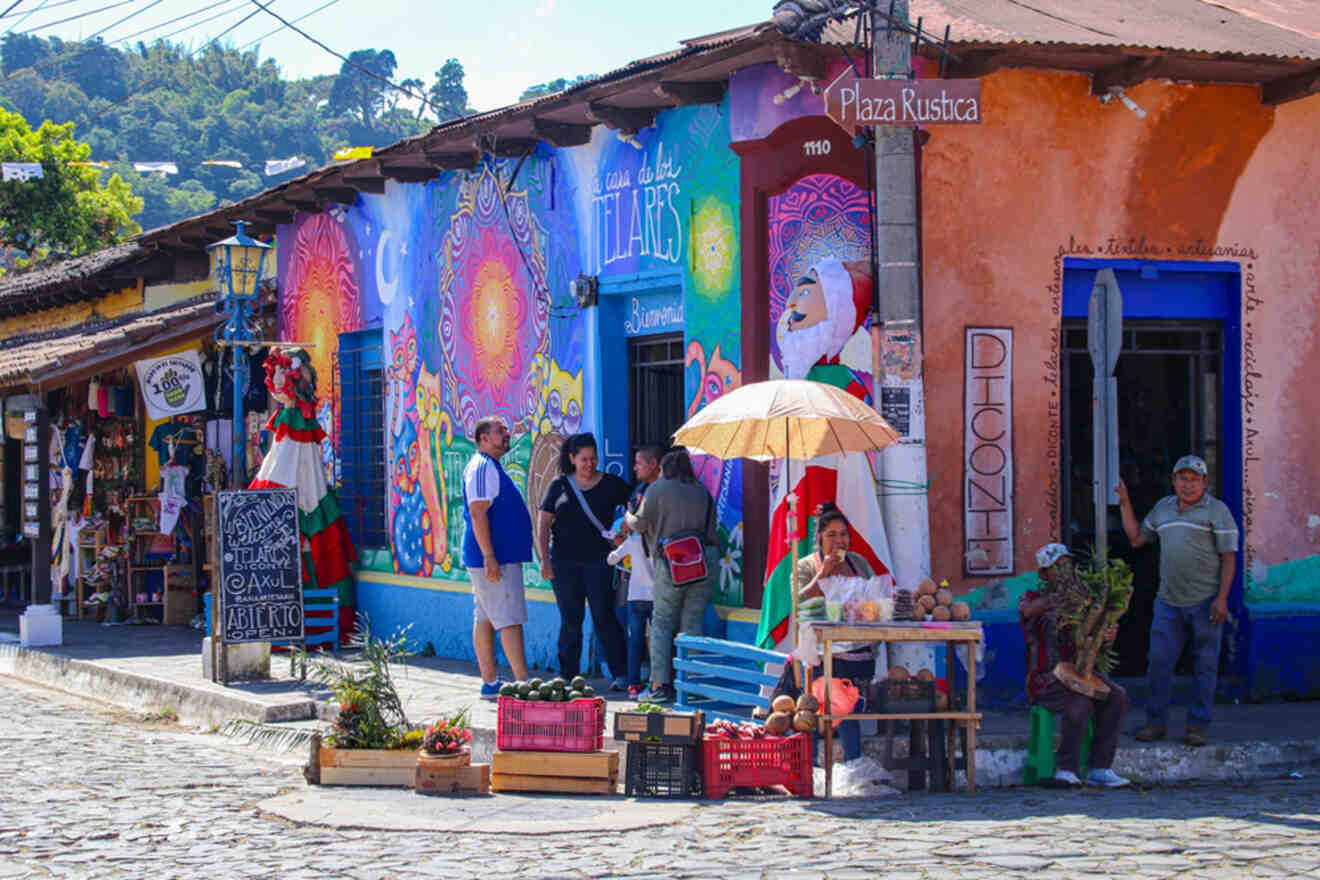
[685,340,742,418]
[389,313,420,433]
[531,353,583,438]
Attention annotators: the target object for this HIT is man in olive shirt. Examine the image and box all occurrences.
[1117,455,1238,747]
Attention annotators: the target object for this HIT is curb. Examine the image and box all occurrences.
[0,642,316,729]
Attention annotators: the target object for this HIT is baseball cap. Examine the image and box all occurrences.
[1172,455,1208,476]
[1035,543,1071,569]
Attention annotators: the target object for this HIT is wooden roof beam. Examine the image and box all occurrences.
[312,185,359,205]
[944,49,1009,79]
[585,102,657,132]
[491,137,541,157]
[423,149,481,170]
[1091,55,1165,96]
[774,40,828,81]
[255,208,296,225]
[339,163,387,194]
[653,80,726,106]
[1262,64,1320,105]
[532,117,594,147]
[378,161,445,183]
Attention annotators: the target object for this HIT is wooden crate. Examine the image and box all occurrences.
[414,762,491,796]
[491,749,619,795]
[614,709,705,744]
[318,746,417,787]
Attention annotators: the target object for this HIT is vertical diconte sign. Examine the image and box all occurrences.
[964,329,1014,575]
[216,489,304,643]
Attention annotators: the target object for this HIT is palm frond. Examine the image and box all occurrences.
[218,718,319,752]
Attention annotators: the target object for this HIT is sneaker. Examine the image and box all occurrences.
[479,680,505,701]
[636,683,674,704]
[609,676,629,693]
[1087,768,1131,788]
[1184,726,1207,747]
[1133,723,1166,742]
[1051,769,1083,787]
[627,685,642,699]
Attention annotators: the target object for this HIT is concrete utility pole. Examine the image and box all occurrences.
[870,0,931,589]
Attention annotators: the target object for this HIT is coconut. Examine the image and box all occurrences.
[792,710,818,733]
[765,711,792,736]
[951,601,971,621]
[911,605,927,621]
[888,665,910,682]
[915,668,935,682]
[918,594,936,612]
[795,693,820,713]
[935,588,954,606]
[915,577,938,596]
[931,605,951,621]
[771,694,796,715]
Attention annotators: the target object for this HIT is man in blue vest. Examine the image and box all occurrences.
[463,416,533,699]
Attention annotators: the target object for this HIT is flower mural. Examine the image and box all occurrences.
[691,195,736,297]
[438,165,550,437]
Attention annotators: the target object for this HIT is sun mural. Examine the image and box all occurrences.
[691,195,736,297]
[438,165,550,437]
[280,213,365,450]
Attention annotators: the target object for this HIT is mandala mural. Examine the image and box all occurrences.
[766,173,871,374]
[280,212,365,455]
[691,195,736,297]
[438,165,551,437]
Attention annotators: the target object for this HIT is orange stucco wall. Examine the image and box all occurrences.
[920,68,1319,594]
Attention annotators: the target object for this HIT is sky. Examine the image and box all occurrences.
[6,0,778,111]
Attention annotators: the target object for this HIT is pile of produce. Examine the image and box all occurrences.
[902,577,971,622]
[884,665,949,710]
[422,708,473,755]
[498,676,597,701]
[797,596,826,624]
[709,694,821,739]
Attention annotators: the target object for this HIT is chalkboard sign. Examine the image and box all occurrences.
[216,489,304,644]
[881,387,910,437]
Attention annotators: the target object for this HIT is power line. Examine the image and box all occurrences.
[192,0,270,50]
[245,0,443,118]
[0,1,24,19]
[19,0,142,35]
[2,0,92,20]
[111,0,246,47]
[234,0,338,53]
[2,0,48,36]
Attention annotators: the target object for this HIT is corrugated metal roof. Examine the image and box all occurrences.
[0,295,218,386]
[822,0,1320,60]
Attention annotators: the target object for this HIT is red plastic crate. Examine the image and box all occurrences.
[496,696,605,752]
[700,732,814,799]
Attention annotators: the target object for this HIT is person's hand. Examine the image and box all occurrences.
[1210,597,1229,625]
[1115,479,1131,508]
[1103,623,1119,642]
[611,533,626,547]
[540,561,555,582]
[483,557,500,582]
[819,550,846,577]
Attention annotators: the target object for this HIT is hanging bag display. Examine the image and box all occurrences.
[658,493,713,586]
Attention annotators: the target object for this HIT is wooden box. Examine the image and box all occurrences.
[490,749,619,795]
[414,762,491,796]
[318,746,417,787]
[614,709,705,744]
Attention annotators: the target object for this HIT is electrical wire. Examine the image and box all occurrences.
[0,1,23,19]
[18,0,142,34]
[192,0,269,49]
[234,0,337,53]
[1,0,47,36]
[245,0,444,119]
[111,0,247,47]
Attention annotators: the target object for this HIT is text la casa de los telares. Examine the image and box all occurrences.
[824,68,983,132]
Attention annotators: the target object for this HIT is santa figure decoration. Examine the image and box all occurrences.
[250,347,357,642]
[756,257,897,650]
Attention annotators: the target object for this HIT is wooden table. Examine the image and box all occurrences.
[811,621,984,796]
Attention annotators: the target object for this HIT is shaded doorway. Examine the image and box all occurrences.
[628,333,685,455]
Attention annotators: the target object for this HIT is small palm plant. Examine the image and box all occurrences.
[1051,553,1135,697]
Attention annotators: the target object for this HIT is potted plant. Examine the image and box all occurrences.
[300,616,424,785]
[419,708,473,768]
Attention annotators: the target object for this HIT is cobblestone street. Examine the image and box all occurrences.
[2,674,1319,879]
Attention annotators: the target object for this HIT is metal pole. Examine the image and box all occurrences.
[232,312,247,489]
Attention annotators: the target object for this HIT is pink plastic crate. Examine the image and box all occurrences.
[496,696,605,752]
[701,733,813,799]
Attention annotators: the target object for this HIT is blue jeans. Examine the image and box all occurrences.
[550,555,627,680]
[1146,596,1223,728]
[626,600,654,687]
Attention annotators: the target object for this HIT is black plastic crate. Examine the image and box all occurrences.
[624,741,702,798]
[868,679,938,714]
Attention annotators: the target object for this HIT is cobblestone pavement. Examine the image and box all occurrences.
[3,674,1319,880]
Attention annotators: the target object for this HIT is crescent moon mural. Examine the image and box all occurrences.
[375,229,399,305]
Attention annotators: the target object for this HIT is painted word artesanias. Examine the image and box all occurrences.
[839,84,981,125]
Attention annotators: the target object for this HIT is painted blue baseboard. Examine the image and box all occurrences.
[1244,608,1320,701]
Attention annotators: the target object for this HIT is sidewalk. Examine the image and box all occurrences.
[2,609,1318,788]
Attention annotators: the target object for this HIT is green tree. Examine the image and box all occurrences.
[0,108,142,261]
[1,33,51,77]
[520,74,595,101]
[428,58,468,121]
[327,48,398,127]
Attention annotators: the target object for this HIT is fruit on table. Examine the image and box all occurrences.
[888,665,910,682]
[910,605,927,621]
[931,605,951,621]
[918,594,936,612]
[951,602,971,621]
[935,588,953,606]
[915,577,938,596]
[796,693,820,713]
[792,709,819,733]
[771,694,796,714]
[916,668,935,682]
[571,675,587,691]
[765,711,792,736]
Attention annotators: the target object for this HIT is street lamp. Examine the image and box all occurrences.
[208,221,271,489]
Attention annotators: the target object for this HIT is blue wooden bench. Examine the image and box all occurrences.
[673,634,788,722]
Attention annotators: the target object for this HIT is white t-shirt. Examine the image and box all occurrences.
[463,453,500,505]
[607,532,653,602]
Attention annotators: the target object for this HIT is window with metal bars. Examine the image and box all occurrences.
[337,328,386,550]
[628,333,686,455]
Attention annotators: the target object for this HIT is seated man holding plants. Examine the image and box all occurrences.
[1020,543,1131,788]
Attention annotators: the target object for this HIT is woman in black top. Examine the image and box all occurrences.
[537,433,631,686]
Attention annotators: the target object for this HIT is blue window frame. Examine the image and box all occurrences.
[338,328,386,550]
